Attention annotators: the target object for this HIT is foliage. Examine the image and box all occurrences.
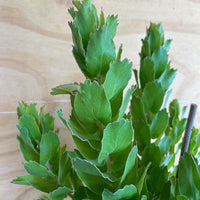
[13,0,200,200]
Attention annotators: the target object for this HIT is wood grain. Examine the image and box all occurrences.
[1,0,200,199]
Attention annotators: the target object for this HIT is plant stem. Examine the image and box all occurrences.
[176,103,197,178]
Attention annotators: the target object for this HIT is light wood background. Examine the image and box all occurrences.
[1,0,200,199]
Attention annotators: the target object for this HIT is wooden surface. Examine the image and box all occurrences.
[1,0,200,199]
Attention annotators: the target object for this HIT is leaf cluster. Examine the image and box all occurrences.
[13,0,200,200]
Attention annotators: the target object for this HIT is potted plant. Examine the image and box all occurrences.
[12,0,200,199]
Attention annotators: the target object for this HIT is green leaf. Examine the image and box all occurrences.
[41,113,54,134]
[86,25,116,77]
[51,83,79,96]
[117,44,123,61]
[158,68,177,91]
[102,185,137,200]
[104,59,132,100]
[58,150,72,186]
[190,155,200,191]
[160,181,171,200]
[99,9,105,27]
[12,175,58,193]
[72,158,113,194]
[150,109,169,139]
[74,3,97,50]
[134,119,150,153]
[98,119,134,163]
[73,135,99,163]
[40,131,60,166]
[156,23,164,45]
[24,161,55,177]
[67,110,100,142]
[17,125,39,162]
[74,80,112,127]
[139,57,155,89]
[164,39,172,53]
[136,162,151,194]
[148,29,161,53]
[19,114,41,144]
[131,94,147,124]
[142,81,165,113]
[142,144,162,167]
[169,99,180,126]
[120,146,138,184]
[179,153,197,199]
[176,196,189,200]
[158,136,172,156]
[151,47,168,78]
[118,87,135,119]
[106,15,118,39]
[140,38,151,59]
[26,104,39,125]
[149,166,168,194]
[49,187,72,200]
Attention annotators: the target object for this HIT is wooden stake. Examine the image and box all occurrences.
[176,103,197,178]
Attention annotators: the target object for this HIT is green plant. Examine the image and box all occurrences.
[12,0,200,199]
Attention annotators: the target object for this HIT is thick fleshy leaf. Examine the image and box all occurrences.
[41,113,54,134]
[106,15,118,39]
[72,158,113,194]
[19,114,41,144]
[73,135,99,163]
[68,22,85,57]
[40,131,60,166]
[58,150,72,186]
[98,119,133,163]
[102,185,137,200]
[131,94,147,124]
[160,181,171,200]
[142,81,165,113]
[104,59,132,100]
[149,166,168,194]
[179,153,197,199]
[142,144,162,167]
[12,175,58,193]
[99,10,105,27]
[134,119,150,153]
[158,136,172,156]
[190,155,200,191]
[150,109,169,139]
[169,99,180,126]
[24,161,55,177]
[86,25,116,77]
[120,146,138,184]
[139,57,154,89]
[17,125,39,162]
[136,162,151,194]
[117,44,123,61]
[51,83,79,96]
[74,3,97,50]
[74,80,112,126]
[148,29,161,53]
[158,68,177,91]
[49,187,72,200]
[140,38,151,59]
[151,47,168,78]
[176,196,189,200]
[164,39,172,53]
[118,87,135,119]
[156,23,164,45]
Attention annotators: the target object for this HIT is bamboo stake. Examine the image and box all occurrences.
[176,103,197,178]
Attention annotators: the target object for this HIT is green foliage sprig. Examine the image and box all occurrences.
[13,0,200,199]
